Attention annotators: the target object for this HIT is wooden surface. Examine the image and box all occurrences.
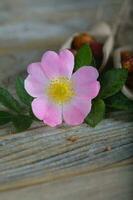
[0,0,133,199]
[0,164,133,200]
[0,111,133,192]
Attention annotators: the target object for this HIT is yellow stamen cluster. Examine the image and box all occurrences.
[47,77,75,104]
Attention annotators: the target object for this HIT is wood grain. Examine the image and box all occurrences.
[0,164,133,200]
[0,111,133,191]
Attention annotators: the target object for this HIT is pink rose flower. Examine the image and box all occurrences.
[24,49,100,127]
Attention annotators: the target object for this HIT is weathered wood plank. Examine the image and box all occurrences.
[0,111,132,191]
[0,0,125,47]
[0,164,133,200]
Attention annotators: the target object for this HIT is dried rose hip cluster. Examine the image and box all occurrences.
[121,51,133,73]
[121,51,133,90]
[70,32,103,64]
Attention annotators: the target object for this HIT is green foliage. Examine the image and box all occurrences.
[85,99,105,127]
[0,87,22,113]
[0,79,34,132]
[12,114,33,132]
[16,77,33,106]
[75,44,93,70]
[105,92,133,111]
[99,68,128,99]
[0,111,12,125]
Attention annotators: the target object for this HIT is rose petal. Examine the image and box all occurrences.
[32,97,62,127]
[24,75,45,97]
[63,97,91,125]
[72,66,99,84]
[74,80,100,100]
[59,49,74,77]
[41,50,74,79]
[27,62,48,84]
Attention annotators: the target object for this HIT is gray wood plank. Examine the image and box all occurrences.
[0,0,124,46]
[0,164,133,200]
[0,111,133,191]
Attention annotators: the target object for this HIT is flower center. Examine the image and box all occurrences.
[47,77,75,104]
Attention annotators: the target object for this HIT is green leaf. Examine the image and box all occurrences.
[16,77,33,106]
[12,115,33,132]
[75,44,93,70]
[99,68,128,99]
[0,111,12,125]
[0,87,22,113]
[105,92,133,111]
[85,99,105,127]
